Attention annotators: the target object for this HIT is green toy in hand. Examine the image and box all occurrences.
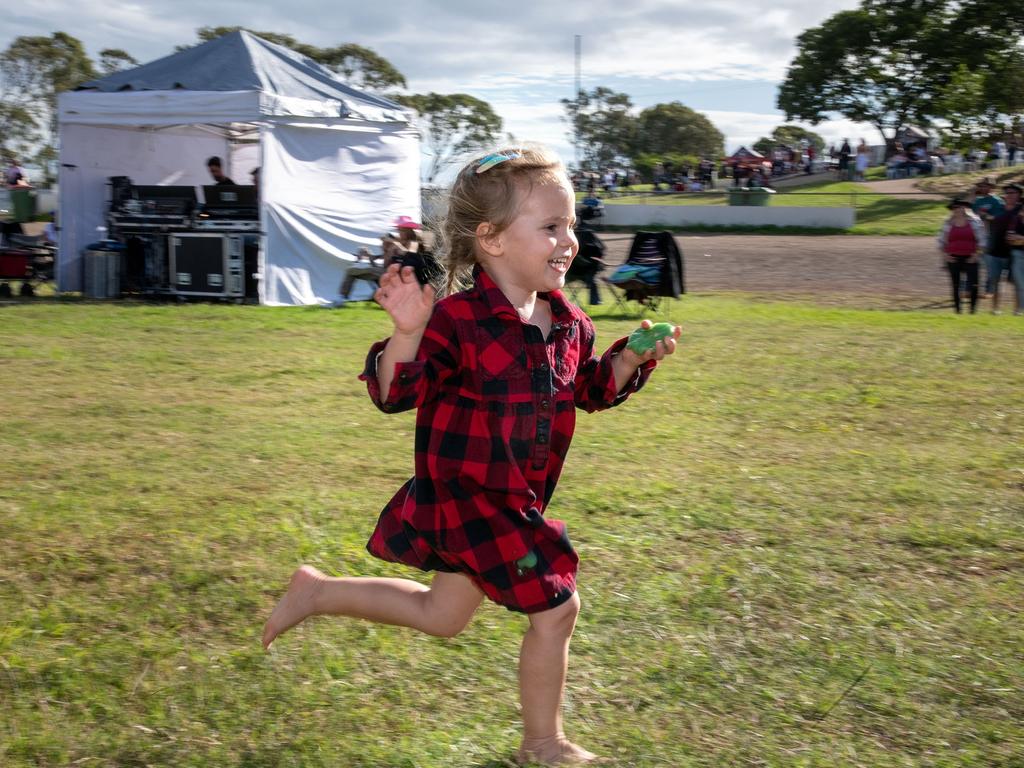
[626,322,676,354]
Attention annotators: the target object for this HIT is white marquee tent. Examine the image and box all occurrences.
[56,31,420,305]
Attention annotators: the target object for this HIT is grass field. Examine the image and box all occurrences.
[583,181,950,237]
[2,297,1023,767]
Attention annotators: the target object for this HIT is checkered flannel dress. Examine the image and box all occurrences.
[360,267,656,613]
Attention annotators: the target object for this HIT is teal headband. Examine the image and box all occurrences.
[476,151,522,174]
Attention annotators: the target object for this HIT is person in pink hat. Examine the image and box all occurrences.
[394,215,424,252]
[393,215,442,286]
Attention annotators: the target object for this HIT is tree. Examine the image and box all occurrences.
[0,32,96,172]
[754,125,825,155]
[933,63,993,149]
[633,102,724,159]
[395,93,502,183]
[0,103,36,157]
[913,1,1024,136]
[631,152,702,183]
[98,48,139,76]
[772,125,825,152]
[191,27,406,91]
[562,87,636,170]
[752,136,775,156]
[777,0,952,147]
[779,0,1024,148]
[985,57,1024,134]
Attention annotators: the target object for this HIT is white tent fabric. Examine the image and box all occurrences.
[56,31,420,305]
[261,121,420,305]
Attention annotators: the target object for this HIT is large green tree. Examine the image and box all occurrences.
[923,1,1024,138]
[779,0,1024,147]
[0,103,36,158]
[753,125,825,155]
[562,87,636,169]
[396,93,502,183]
[633,102,723,158]
[191,27,406,92]
[0,32,96,163]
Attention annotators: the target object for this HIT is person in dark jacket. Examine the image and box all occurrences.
[985,183,1022,313]
[567,225,607,304]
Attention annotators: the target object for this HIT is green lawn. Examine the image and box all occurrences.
[580,180,949,236]
[2,298,1023,767]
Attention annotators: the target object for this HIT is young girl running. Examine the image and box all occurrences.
[263,146,681,766]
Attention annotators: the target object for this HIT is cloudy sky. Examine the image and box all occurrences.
[4,0,881,166]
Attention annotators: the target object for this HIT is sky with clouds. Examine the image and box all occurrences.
[4,0,883,167]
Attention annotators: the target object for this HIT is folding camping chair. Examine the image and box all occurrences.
[603,231,685,315]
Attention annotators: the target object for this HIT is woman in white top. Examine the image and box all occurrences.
[854,140,870,181]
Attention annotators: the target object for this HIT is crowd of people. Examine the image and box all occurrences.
[938,179,1024,314]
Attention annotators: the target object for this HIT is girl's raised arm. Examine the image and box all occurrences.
[375,265,436,395]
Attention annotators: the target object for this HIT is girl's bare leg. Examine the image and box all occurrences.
[516,592,598,766]
[262,566,484,648]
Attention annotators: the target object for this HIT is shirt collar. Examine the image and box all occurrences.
[472,264,575,323]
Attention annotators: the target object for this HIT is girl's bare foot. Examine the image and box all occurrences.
[262,565,326,649]
[517,734,601,766]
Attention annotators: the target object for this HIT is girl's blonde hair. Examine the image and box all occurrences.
[436,145,568,296]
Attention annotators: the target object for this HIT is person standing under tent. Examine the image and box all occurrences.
[206,156,235,186]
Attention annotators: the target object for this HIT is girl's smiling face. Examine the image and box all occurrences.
[479,178,578,303]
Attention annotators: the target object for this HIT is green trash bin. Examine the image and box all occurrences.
[727,187,774,206]
[9,189,36,222]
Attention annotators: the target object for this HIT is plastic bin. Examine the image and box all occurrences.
[727,188,775,206]
[9,189,36,222]
[0,250,32,279]
[83,241,125,298]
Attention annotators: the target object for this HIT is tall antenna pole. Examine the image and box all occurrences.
[574,34,582,172]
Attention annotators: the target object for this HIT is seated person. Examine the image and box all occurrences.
[5,158,30,188]
[567,225,607,305]
[338,234,404,303]
[577,194,604,222]
[393,215,442,285]
[886,151,909,175]
[394,215,424,253]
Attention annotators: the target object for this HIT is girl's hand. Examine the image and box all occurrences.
[619,319,682,368]
[375,264,435,335]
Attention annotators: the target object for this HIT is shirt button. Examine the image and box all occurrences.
[541,399,550,409]
[539,363,549,371]
[537,434,548,445]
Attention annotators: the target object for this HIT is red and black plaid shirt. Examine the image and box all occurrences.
[360,266,656,612]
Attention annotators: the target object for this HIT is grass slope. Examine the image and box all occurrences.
[1,299,1022,767]
[582,181,948,236]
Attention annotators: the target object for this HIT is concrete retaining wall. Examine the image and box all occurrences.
[601,204,855,229]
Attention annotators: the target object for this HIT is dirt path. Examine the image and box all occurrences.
[858,178,945,199]
[597,233,954,310]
